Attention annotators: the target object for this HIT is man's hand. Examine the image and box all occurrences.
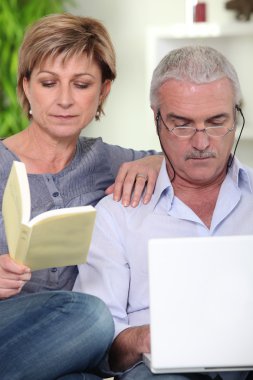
[0,254,31,299]
[106,155,163,207]
[109,325,150,372]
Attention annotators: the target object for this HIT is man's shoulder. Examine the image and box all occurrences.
[231,158,253,191]
[96,193,154,217]
[96,194,137,212]
[242,163,253,174]
[95,193,157,235]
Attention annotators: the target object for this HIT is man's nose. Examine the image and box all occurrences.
[191,128,210,151]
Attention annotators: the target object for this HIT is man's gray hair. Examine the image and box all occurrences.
[150,45,242,108]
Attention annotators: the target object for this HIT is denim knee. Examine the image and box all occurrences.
[45,291,114,342]
[71,291,115,366]
[38,290,114,358]
[80,292,115,343]
[0,291,114,380]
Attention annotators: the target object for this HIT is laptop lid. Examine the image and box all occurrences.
[144,235,253,374]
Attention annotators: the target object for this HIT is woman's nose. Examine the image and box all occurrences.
[57,85,73,108]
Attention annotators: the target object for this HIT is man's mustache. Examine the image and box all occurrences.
[185,151,216,160]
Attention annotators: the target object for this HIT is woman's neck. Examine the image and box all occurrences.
[3,126,78,174]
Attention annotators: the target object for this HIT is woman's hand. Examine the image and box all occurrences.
[106,155,163,207]
[0,254,31,299]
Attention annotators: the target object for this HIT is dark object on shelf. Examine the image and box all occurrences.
[194,2,206,22]
[225,0,253,21]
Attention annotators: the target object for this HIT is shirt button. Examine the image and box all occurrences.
[52,192,59,197]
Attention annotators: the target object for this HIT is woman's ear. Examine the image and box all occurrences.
[95,80,112,120]
[100,80,111,102]
[23,77,31,103]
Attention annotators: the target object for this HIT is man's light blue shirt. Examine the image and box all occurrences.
[74,157,253,379]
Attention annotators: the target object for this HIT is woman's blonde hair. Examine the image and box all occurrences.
[17,13,116,120]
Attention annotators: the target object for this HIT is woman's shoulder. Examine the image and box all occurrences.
[78,136,103,149]
[0,140,17,172]
[77,136,125,157]
[78,136,128,153]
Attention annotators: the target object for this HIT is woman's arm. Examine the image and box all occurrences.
[106,153,163,207]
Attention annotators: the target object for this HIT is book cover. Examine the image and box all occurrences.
[2,161,96,271]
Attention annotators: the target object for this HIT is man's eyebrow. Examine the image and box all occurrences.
[166,112,229,121]
[166,112,191,121]
[207,112,229,119]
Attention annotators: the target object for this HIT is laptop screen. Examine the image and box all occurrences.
[146,235,253,373]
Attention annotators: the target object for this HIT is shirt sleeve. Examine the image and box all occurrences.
[74,195,131,338]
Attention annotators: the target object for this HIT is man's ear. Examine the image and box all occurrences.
[151,106,159,135]
[151,105,157,119]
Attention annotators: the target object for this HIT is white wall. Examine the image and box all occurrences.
[67,0,252,165]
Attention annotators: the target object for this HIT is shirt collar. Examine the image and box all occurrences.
[151,159,173,209]
[151,156,253,210]
[228,156,253,192]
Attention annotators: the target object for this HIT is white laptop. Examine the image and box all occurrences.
[143,235,253,374]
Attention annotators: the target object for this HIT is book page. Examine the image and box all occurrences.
[2,161,31,257]
[2,161,96,270]
[16,208,96,270]
[27,205,95,227]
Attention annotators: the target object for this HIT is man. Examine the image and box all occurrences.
[74,46,253,379]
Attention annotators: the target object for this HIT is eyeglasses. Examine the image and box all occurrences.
[156,110,235,138]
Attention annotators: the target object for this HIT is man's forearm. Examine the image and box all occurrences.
[109,325,150,372]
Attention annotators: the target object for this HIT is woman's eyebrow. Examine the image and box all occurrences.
[36,70,96,79]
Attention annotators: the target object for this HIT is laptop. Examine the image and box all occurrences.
[143,235,253,374]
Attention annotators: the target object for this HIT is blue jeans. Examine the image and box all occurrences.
[117,364,249,380]
[0,291,114,380]
[116,364,211,380]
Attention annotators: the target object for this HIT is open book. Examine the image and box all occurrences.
[2,161,96,271]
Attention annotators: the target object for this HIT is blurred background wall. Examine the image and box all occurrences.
[66,0,253,167]
[2,0,252,164]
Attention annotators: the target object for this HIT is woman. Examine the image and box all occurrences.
[0,13,161,380]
